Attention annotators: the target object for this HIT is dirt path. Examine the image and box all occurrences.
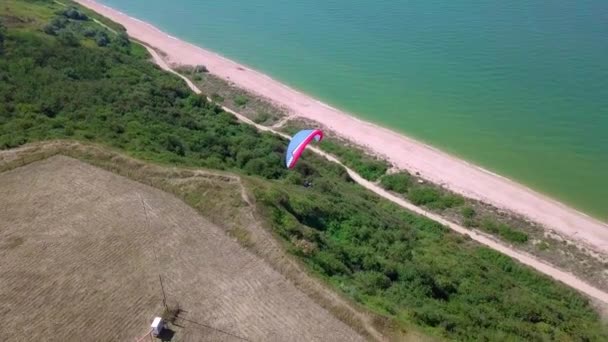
[140,46,608,306]
[271,115,295,129]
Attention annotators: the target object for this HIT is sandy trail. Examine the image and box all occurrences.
[137,43,608,305]
[74,1,608,303]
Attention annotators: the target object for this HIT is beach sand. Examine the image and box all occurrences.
[75,0,608,255]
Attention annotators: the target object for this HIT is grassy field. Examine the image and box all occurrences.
[1,1,607,340]
[0,154,366,341]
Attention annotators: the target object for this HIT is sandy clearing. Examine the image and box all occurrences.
[0,156,365,342]
[75,0,608,255]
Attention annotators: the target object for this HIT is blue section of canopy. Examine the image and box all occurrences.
[285,129,321,168]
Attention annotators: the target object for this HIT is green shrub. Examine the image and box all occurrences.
[194,64,208,73]
[408,186,441,206]
[57,31,79,47]
[480,218,528,244]
[499,227,528,244]
[537,242,550,251]
[165,135,186,156]
[354,271,391,295]
[0,22,5,55]
[380,172,411,194]
[463,218,477,228]
[312,251,350,276]
[437,193,465,208]
[61,7,88,21]
[211,93,224,103]
[43,17,68,35]
[83,27,97,38]
[95,31,109,47]
[253,112,271,124]
[461,206,475,219]
[234,94,248,106]
[407,186,464,210]
[318,139,389,181]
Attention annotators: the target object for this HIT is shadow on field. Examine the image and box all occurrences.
[157,327,175,341]
[178,317,250,341]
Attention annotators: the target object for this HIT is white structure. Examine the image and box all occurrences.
[151,317,164,336]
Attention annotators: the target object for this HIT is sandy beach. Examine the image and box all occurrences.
[76,0,608,254]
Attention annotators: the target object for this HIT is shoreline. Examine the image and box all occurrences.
[75,0,608,254]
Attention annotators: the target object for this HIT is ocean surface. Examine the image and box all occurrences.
[97,0,608,220]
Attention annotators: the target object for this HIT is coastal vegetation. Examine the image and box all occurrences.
[182,62,569,258]
[1,1,606,340]
[378,170,608,289]
[177,59,601,269]
[179,65,286,125]
[380,172,528,244]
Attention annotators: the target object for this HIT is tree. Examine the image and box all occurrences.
[95,31,110,47]
[461,206,475,219]
[380,172,411,194]
[61,8,88,21]
[43,17,68,36]
[408,186,440,205]
[194,65,208,73]
[57,31,79,47]
[83,27,97,38]
[0,21,5,55]
[115,31,130,48]
[234,95,248,107]
[165,134,186,156]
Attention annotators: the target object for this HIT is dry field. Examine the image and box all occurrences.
[0,155,364,342]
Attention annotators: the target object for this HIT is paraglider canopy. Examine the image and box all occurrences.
[285,129,323,168]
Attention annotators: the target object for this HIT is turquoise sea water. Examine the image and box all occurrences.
[98,0,608,220]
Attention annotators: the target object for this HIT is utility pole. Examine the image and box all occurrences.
[159,274,167,310]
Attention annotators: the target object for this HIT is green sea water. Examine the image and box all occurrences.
[98,0,608,220]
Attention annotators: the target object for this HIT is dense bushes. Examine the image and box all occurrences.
[60,7,88,21]
[461,206,475,219]
[234,94,248,106]
[381,173,465,210]
[380,172,410,193]
[0,16,288,179]
[1,4,605,340]
[257,177,603,340]
[381,172,530,244]
[43,16,68,35]
[479,218,529,244]
[318,139,389,181]
[41,8,119,47]
[0,21,6,55]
